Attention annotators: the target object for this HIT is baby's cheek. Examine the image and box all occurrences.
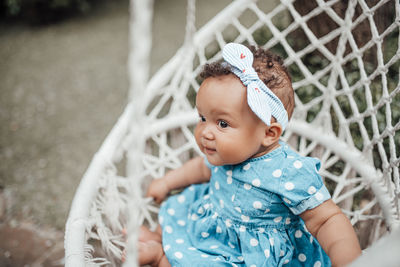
[218,139,243,163]
[194,126,202,147]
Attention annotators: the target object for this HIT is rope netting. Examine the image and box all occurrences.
[65,0,399,266]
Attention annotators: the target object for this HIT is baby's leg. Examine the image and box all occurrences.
[139,225,162,243]
[138,225,170,266]
[138,240,170,267]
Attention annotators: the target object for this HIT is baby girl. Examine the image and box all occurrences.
[138,43,361,266]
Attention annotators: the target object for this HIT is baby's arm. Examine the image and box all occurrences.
[147,156,211,203]
[300,199,361,267]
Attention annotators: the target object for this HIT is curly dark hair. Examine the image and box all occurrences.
[199,45,295,119]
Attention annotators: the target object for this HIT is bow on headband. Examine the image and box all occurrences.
[222,43,288,130]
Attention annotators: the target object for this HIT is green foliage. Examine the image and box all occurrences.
[1,0,94,24]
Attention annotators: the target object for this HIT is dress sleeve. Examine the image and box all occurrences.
[278,157,331,215]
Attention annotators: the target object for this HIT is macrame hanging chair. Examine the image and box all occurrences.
[65,0,400,266]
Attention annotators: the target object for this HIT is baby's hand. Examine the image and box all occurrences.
[147,178,169,204]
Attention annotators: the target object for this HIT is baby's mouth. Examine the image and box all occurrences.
[204,146,216,154]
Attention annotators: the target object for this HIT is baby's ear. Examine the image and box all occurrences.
[262,122,282,147]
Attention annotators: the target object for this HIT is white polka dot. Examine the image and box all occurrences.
[253,201,262,209]
[293,160,303,169]
[164,244,171,251]
[201,254,209,258]
[191,214,199,221]
[188,247,196,251]
[225,219,232,227]
[250,238,259,246]
[226,170,232,176]
[234,207,242,213]
[178,195,186,203]
[167,209,175,216]
[165,226,173,233]
[243,163,251,170]
[214,167,218,173]
[295,230,302,238]
[227,176,232,184]
[212,212,218,219]
[274,216,283,223]
[231,195,235,202]
[203,194,210,200]
[244,183,252,190]
[250,265,256,267]
[219,199,224,208]
[252,179,261,187]
[264,249,270,258]
[314,261,322,267]
[201,232,210,238]
[176,239,184,244]
[197,207,204,214]
[258,228,265,233]
[269,238,274,246]
[239,225,246,232]
[272,228,278,233]
[272,169,282,177]
[241,215,250,222]
[215,181,220,190]
[298,253,307,262]
[228,242,235,248]
[284,182,295,191]
[264,158,272,162]
[287,155,294,159]
[210,245,219,249]
[283,259,290,264]
[308,186,317,195]
[237,256,244,261]
[203,203,210,209]
[315,192,324,201]
[264,208,270,213]
[216,226,222,233]
[285,218,291,224]
[177,220,186,226]
[188,185,194,191]
[280,250,285,257]
[283,197,291,204]
[174,251,183,259]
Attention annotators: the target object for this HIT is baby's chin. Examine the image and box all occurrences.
[206,156,243,166]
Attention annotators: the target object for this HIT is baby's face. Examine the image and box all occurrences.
[194,74,268,166]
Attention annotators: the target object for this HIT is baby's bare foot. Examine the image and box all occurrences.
[138,240,165,266]
[139,225,162,243]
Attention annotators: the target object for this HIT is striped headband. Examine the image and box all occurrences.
[222,43,288,130]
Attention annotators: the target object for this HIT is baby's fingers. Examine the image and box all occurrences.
[153,195,164,204]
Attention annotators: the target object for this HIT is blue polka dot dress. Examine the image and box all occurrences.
[158,142,332,266]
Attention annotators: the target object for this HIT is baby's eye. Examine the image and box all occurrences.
[218,120,229,128]
[199,115,206,122]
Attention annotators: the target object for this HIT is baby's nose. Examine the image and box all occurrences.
[202,125,214,140]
